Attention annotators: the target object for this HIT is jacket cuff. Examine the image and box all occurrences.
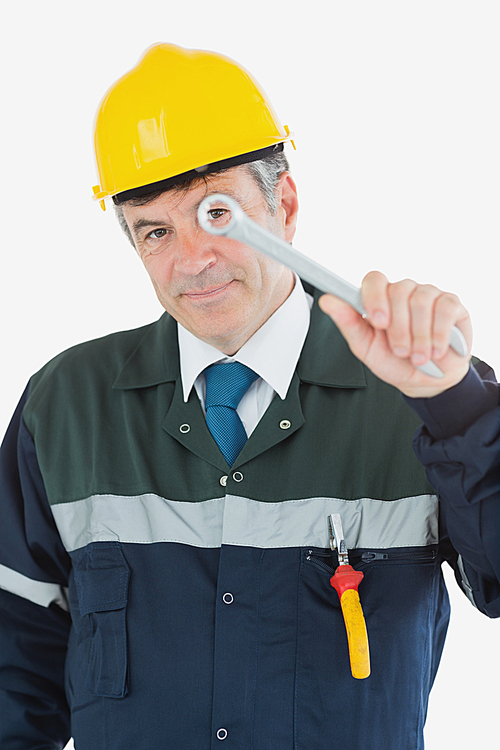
[403,364,500,440]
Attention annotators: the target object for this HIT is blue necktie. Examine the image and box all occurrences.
[204,362,259,467]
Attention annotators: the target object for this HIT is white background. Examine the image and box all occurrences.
[1,2,498,748]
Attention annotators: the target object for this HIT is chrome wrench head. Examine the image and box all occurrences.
[197,193,243,235]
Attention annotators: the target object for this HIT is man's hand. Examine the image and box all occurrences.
[319,271,473,398]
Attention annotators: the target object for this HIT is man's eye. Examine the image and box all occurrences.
[208,208,230,223]
[147,228,168,240]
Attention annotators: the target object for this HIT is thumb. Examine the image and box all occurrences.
[318,294,373,360]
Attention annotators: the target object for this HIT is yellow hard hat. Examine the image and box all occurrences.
[92,43,294,210]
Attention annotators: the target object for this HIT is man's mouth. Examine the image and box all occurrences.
[183,281,233,299]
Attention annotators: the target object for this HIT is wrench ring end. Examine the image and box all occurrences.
[197,193,239,236]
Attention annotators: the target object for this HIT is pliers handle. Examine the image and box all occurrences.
[329,513,371,679]
[330,565,371,679]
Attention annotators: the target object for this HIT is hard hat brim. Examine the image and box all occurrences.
[111,143,285,205]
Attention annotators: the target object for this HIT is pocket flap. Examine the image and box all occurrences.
[74,543,130,616]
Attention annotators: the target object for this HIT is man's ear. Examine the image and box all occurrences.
[277,172,299,243]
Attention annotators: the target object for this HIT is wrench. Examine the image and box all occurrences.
[198,193,468,379]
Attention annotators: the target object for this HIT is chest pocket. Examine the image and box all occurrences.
[74,542,130,698]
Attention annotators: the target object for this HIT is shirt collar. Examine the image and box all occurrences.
[177,276,312,402]
[112,285,366,392]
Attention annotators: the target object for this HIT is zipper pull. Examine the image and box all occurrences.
[361,552,389,563]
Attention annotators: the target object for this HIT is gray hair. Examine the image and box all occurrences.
[245,149,290,215]
[114,149,290,247]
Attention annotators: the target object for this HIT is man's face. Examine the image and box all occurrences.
[122,167,297,355]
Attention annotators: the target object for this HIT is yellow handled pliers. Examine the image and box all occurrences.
[328,514,371,679]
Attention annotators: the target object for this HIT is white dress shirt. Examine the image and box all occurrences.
[177,277,313,437]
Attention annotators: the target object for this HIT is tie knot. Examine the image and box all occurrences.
[204,362,259,410]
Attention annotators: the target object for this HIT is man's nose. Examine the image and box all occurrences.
[173,230,217,275]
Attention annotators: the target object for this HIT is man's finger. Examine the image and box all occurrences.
[432,293,472,360]
[386,279,418,358]
[318,294,372,361]
[360,271,391,328]
[407,284,441,366]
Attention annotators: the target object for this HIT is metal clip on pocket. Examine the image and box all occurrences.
[328,514,371,679]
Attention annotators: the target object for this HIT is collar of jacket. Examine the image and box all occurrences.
[112,284,366,392]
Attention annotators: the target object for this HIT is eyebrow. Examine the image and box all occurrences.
[131,218,170,236]
[198,187,246,207]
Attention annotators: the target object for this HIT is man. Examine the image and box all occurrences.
[0,43,498,750]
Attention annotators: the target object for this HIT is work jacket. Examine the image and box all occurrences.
[0,288,499,749]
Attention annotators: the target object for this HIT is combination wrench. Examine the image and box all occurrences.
[198,193,468,379]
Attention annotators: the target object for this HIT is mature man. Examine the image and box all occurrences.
[0,43,498,750]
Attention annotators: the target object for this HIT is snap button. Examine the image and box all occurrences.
[222,592,234,604]
[280,420,291,430]
[232,472,244,482]
[179,424,191,434]
[220,475,228,487]
[217,728,228,740]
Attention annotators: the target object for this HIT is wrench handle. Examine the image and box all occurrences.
[198,194,364,312]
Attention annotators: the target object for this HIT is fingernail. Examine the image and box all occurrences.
[372,311,387,326]
[411,353,428,366]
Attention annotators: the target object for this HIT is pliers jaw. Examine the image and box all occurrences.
[328,513,350,566]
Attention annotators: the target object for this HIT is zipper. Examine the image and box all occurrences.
[304,547,436,574]
[305,550,335,575]
[359,549,436,564]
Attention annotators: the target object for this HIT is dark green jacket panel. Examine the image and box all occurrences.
[23,297,434,507]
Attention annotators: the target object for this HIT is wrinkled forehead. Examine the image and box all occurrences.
[122,166,263,221]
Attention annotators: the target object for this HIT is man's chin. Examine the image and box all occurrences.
[180,312,254,354]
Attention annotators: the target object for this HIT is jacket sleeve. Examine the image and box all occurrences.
[0,385,72,749]
[404,361,500,618]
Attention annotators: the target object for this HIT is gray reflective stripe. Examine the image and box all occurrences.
[53,494,226,551]
[457,555,478,608]
[224,494,438,549]
[51,492,438,553]
[0,563,68,610]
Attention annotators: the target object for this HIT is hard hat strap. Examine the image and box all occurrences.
[112,143,284,205]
